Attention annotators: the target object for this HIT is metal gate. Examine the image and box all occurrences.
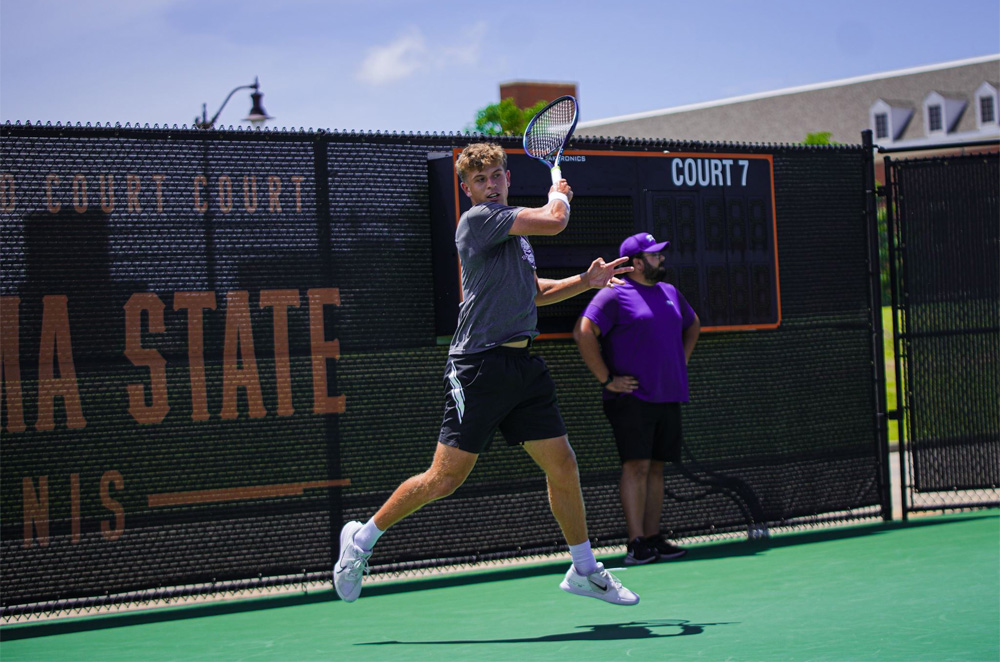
[883,149,1000,518]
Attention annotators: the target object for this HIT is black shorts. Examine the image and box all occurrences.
[602,396,683,464]
[438,346,567,454]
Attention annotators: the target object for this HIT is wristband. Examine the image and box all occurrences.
[600,375,613,387]
[548,191,570,211]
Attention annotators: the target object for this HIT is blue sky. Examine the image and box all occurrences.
[1,0,998,133]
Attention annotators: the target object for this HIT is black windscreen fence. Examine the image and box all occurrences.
[889,153,1000,505]
[1,124,885,616]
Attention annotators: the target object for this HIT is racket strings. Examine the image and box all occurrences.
[524,99,576,159]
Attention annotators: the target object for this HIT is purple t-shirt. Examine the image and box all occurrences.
[581,278,696,403]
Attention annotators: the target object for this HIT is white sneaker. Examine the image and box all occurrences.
[334,521,371,603]
[559,562,639,606]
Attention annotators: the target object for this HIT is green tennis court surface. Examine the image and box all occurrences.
[3,510,997,662]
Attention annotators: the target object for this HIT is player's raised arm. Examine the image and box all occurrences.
[515,95,579,236]
[510,179,573,236]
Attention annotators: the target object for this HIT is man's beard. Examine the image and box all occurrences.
[642,261,668,282]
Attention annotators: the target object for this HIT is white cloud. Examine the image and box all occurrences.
[356,28,428,86]
[441,21,487,67]
[355,22,487,87]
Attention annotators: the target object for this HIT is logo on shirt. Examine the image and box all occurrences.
[519,236,536,268]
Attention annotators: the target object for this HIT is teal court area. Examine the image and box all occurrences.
[2,510,997,662]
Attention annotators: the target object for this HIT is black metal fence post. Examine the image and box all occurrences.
[862,130,892,520]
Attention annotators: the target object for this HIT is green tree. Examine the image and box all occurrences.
[803,131,836,145]
[467,98,549,136]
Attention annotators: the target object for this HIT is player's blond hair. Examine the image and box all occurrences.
[455,143,507,183]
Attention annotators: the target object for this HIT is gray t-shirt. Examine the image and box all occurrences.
[450,202,539,355]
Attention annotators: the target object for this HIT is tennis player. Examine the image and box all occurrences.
[335,142,640,606]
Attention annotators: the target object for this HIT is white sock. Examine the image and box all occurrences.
[353,518,384,552]
[569,540,599,576]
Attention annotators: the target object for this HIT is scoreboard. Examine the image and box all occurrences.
[428,149,780,340]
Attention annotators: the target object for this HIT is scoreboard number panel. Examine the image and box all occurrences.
[428,149,780,341]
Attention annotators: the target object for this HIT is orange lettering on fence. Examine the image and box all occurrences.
[35,295,86,431]
[100,471,125,542]
[308,288,345,415]
[267,176,282,212]
[193,175,208,212]
[126,174,141,213]
[174,292,216,421]
[0,173,15,212]
[221,291,266,419]
[260,289,301,417]
[22,476,49,548]
[124,293,170,424]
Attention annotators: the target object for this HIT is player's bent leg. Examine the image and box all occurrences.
[374,442,479,530]
[523,436,587,545]
[524,436,640,606]
[335,443,478,603]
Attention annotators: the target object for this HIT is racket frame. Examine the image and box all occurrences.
[522,95,579,184]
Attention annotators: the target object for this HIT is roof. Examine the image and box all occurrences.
[576,55,1000,147]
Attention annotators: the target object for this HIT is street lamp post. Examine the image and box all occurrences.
[194,76,273,129]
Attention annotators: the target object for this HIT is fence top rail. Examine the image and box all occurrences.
[1,119,866,154]
[877,138,1000,154]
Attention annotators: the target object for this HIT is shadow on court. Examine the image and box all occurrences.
[356,618,736,646]
[2,513,990,643]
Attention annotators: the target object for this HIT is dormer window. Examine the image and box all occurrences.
[870,99,913,143]
[981,97,996,123]
[923,91,967,136]
[874,113,889,139]
[927,105,943,132]
[975,82,999,129]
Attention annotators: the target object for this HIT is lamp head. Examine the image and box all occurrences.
[244,77,272,126]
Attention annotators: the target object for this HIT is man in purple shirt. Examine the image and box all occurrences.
[574,232,701,565]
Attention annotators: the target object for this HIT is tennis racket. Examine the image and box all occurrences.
[523,95,579,185]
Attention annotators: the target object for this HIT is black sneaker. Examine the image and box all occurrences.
[624,537,658,566]
[646,534,687,560]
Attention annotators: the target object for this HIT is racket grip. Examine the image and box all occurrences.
[550,165,562,184]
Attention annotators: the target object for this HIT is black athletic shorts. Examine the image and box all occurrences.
[438,346,568,454]
[602,395,683,464]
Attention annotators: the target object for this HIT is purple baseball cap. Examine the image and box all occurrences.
[619,232,670,258]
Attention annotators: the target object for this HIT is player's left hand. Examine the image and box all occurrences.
[584,256,632,289]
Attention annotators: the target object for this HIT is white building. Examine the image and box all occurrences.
[576,55,1000,153]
